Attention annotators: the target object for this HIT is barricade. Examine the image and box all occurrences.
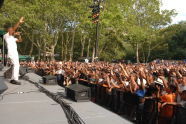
[96,84,102,104]
[100,86,107,106]
[157,104,186,124]
[89,83,97,102]
[57,74,180,124]
[122,92,140,119]
[24,69,186,124]
[111,88,121,112]
[141,99,158,124]
[172,106,186,124]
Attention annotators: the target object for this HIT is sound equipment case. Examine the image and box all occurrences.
[66,84,91,102]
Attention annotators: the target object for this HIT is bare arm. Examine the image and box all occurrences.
[16,35,22,42]
[14,32,22,42]
[119,63,129,78]
[12,17,24,31]
[161,102,179,108]
[130,75,138,93]
[158,76,169,89]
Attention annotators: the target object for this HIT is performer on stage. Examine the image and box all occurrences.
[3,17,24,85]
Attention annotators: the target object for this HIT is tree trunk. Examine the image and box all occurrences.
[87,38,91,58]
[43,42,47,61]
[29,42,34,56]
[146,44,151,63]
[136,43,140,63]
[92,47,95,62]
[81,36,86,57]
[50,46,55,61]
[38,48,41,60]
[69,29,76,61]
[142,45,146,63]
[61,33,64,60]
[64,32,69,61]
[23,40,28,54]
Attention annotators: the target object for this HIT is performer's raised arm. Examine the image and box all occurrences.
[12,17,24,31]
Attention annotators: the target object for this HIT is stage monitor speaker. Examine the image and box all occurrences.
[43,75,57,85]
[66,84,91,102]
[0,81,8,94]
[4,66,28,79]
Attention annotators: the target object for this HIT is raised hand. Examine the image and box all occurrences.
[19,17,24,23]
[158,75,165,80]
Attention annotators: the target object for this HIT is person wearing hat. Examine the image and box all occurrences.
[157,76,177,124]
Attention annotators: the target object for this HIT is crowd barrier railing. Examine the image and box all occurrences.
[29,68,186,124]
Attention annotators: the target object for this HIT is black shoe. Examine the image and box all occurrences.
[10,80,21,85]
[19,74,25,79]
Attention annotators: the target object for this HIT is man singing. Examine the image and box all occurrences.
[3,17,24,85]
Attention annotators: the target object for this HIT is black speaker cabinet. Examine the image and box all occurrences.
[66,84,91,102]
[43,75,57,85]
[4,66,29,79]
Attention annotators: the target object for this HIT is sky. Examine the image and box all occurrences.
[161,0,186,24]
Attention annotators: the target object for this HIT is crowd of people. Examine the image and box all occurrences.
[19,60,186,124]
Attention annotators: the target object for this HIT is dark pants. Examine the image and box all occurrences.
[56,74,64,87]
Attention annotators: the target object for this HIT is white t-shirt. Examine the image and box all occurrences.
[179,101,186,108]
[85,59,89,63]
[56,69,65,75]
[3,33,18,57]
[137,78,147,85]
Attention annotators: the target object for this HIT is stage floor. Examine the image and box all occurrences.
[0,67,132,124]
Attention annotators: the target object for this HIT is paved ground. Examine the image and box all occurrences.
[0,67,132,124]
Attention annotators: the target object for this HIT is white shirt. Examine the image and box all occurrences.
[3,33,18,57]
[85,59,89,63]
[56,69,65,75]
[179,101,186,108]
[137,78,147,85]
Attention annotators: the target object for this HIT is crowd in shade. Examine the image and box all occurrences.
[19,60,186,124]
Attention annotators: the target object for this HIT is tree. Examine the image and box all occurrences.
[0,0,177,62]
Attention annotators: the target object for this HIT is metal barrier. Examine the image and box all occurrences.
[173,106,186,124]
[141,99,158,124]
[39,74,186,124]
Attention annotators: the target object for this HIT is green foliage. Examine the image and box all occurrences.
[0,0,178,62]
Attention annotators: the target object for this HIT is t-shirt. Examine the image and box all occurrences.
[56,69,65,75]
[160,93,176,118]
[3,33,18,57]
[85,59,89,63]
[179,85,186,92]
[135,89,146,97]
[179,101,186,108]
